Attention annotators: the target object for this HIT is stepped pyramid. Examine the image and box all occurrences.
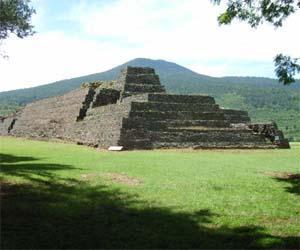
[0,67,289,149]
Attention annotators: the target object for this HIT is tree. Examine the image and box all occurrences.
[212,0,300,84]
[0,0,35,40]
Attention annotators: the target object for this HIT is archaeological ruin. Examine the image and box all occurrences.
[0,67,290,149]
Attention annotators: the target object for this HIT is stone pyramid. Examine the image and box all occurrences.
[0,66,289,149]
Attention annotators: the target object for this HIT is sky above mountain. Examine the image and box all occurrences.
[0,0,299,92]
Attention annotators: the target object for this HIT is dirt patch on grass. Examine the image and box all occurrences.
[80,172,142,186]
[80,173,101,181]
[103,173,143,186]
[265,172,300,180]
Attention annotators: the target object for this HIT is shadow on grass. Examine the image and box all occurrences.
[1,154,299,249]
[0,153,76,183]
[0,153,38,163]
[273,173,300,196]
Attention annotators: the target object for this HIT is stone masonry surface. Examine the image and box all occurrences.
[0,66,289,149]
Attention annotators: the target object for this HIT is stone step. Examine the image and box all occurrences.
[124,84,165,93]
[120,129,266,143]
[122,118,231,130]
[130,102,219,112]
[223,109,248,116]
[227,116,251,123]
[165,119,231,128]
[129,111,225,120]
[222,109,251,123]
[125,74,161,85]
[118,139,273,150]
[125,67,155,74]
[168,127,253,133]
[152,141,275,149]
[122,118,168,130]
[147,93,215,104]
[224,115,251,123]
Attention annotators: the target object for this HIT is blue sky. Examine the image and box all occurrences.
[0,0,299,91]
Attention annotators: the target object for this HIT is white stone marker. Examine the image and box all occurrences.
[108,146,123,151]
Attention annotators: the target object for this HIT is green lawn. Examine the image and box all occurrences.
[0,137,299,249]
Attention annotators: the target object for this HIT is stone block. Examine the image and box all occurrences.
[124,84,165,94]
[124,66,155,74]
[129,111,225,120]
[147,94,215,104]
[125,74,161,85]
[130,102,219,112]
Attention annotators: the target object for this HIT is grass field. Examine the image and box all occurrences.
[0,137,299,249]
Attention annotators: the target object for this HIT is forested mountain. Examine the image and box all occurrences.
[0,58,299,141]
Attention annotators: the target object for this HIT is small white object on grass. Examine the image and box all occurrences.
[108,146,123,151]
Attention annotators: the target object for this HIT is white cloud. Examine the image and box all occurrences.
[0,0,299,91]
[0,32,137,91]
[71,0,299,61]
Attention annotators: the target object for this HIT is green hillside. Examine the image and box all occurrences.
[0,58,299,141]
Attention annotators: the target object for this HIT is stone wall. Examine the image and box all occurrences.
[72,101,132,147]
[10,88,91,139]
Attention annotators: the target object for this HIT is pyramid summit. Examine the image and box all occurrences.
[0,67,289,149]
